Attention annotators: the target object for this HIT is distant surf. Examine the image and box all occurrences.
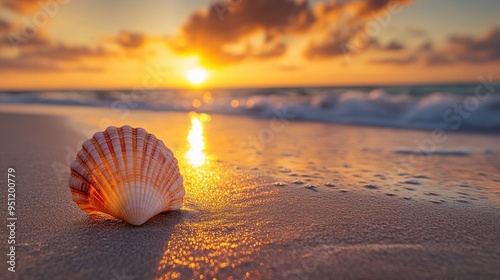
[1,84,499,132]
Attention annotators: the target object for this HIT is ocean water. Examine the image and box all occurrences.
[1,83,499,132]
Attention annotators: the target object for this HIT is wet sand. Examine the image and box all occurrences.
[1,105,500,280]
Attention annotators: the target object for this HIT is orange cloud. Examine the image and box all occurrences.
[114,31,147,49]
[368,26,500,66]
[355,0,413,18]
[371,54,417,65]
[170,0,315,67]
[0,18,12,33]
[1,0,42,14]
[171,0,415,66]
[24,43,110,61]
[0,42,112,72]
[304,0,412,60]
[304,29,361,59]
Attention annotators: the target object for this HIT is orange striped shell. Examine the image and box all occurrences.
[68,125,184,226]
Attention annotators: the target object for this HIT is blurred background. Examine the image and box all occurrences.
[0,0,499,131]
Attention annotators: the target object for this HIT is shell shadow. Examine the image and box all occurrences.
[19,210,187,280]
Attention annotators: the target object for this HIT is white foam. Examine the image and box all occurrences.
[2,86,500,132]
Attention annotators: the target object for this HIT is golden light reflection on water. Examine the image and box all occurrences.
[185,112,210,167]
[155,115,275,279]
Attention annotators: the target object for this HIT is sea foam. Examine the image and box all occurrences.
[2,85,499,132]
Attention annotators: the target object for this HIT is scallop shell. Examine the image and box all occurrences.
[68,125,184,226]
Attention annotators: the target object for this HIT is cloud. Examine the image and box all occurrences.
[22,43,111,61]
[0,25,163,73]
[305,34,409,60]
[0,12,54,51]
[304,29,367,59]
[0,55,105,72]
[303,0,412,60]
[170,0,415,66]
[255,42,287,59]
[277,64,300,71]
[0,31,52,51]
[354,0,412,19]
[406,26,427,37]
[426,53,451,66]
[419,41,433,51]
[313,0,345,22]
[114,31,147,49]
[371,54,417,65]
[385,40,405,51]
[0,22,158,73]
[0,42,112,72]
[0,57,60,71]
[425,27,500,66]
[1,0,41,14]
[170,0,316,67]
[0,18,12,33]
[368,26,500,67]
[446,27,500,63]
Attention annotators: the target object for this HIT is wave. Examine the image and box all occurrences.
[1,86,500,132]
[392,148,500,156]
[392,149,473,156]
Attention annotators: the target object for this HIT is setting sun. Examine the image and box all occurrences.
[186,67,208,85]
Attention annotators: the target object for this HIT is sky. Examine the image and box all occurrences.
[0,0,499,89]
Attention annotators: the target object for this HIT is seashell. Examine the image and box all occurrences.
[68,125,185,226]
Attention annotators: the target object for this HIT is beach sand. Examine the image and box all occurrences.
[1,104,500,280]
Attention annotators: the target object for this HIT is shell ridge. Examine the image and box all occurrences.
[88,134,124,216]
[159,159,179,202]
[69,169,99,211]
[137,128,148,222]
[148,140,166,195]
[154,148,175,188]
[145,140,171,220]
[117,126,134,220]
[78,142,117,209]
[87,137,116,189]
[131,127,139,222]
[155,157,184,213]
[108,127,134,222]
[162,175,184,211]
[149,146,175,209]
[68,159,90,192]
[164,171,184,206]
[163,196,184,212]
[153,150,175,200]
[139,133,153,219]
[160,157,181,196]
[72,152,109,212]
[101,129,128,220]
[150,143,173,213]
[145,135,161,210]
[69,168,93,199]
[138,132,161,223]
[143,134,158,190]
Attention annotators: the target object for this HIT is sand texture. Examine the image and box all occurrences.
[1,107,500,280]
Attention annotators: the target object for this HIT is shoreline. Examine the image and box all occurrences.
[2,103,500,136]
[1,109,500,279]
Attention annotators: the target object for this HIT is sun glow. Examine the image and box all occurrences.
[186,67,208,86]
